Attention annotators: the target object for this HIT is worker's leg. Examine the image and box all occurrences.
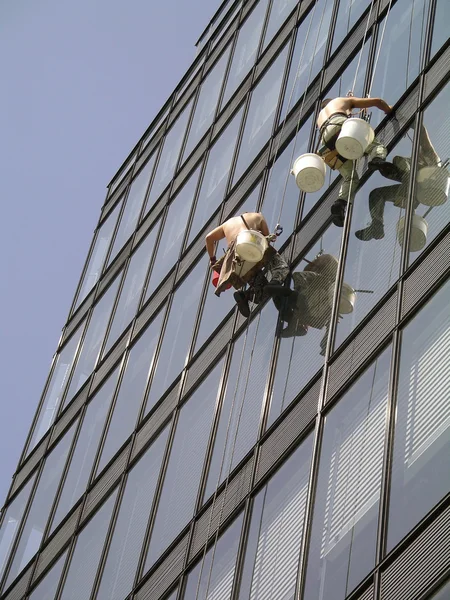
[331,160,360,227]
[264,252,294,297]
[355,183,405,241]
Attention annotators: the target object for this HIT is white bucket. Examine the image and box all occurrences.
[397,214,428,252]
[335,118,375,160]
[339,283,356,314]
[235,229,268,263]
[416,166,450,206]
[291,153,326,193]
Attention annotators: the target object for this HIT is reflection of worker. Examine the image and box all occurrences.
[317,96,392,226]
[355,125,442,241]
[205,212,293,318]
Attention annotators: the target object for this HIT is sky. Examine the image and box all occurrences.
[0,0,218,507]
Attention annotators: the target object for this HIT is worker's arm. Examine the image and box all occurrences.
[350,97,392,114]
[259,214,270,236]
[205,225,225,261]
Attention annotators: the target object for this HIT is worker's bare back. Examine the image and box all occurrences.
[317,97,353,128]
[221,212,269,245]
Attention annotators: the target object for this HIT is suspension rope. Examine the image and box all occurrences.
[351,0,377,94]
[368,0,394,96]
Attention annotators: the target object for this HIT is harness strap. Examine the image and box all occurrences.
[240,214,251,229]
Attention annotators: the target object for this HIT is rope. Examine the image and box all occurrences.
[351,0,377,93]
[368,0,394,96]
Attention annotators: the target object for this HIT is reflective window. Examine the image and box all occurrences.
[370,0,427,129]
[331,0,371,52]
[221,0,269,107]
[303,349,391,600]
[268,226,342,427]
[408,83,450,265]
[59,490,118,600]
[104,223,160,354]
[144,261,205,414]
[280,0,333,122]
[183,513,244,600]
[0,476,36,582]
[262,0,298,49]
[64,277,120,407]
[145,166,201,301]
[188,107,243,245]
[204,302,278,501]
[5,425,75,587]
[431,0,450,58]
[28,550,67,600]
[108,157,156,265]
[145,361,223,569]
[183,47,232,160]
[233,45,289,183]
[96,427,169,600]
[50,369,119,532]
[387,280,450,552]
[75,202,121,310]
[97,311,164,473]
[144,100,194,213]
[238,435,314,599]
[28,326,84,453]
[427,578,450,600]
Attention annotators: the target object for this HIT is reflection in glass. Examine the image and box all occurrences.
[28,326,84,453]
[104,222,160,354]
[303,349,391,600]
[188,107,243,244]
[28,550,67,600]
[221,0,269,107]
[50,369,119,532]
[145,361,223,569]
[428,578,450,600]
[108,157,156,264]
[75,202,121,310]
[431,0,450,58]
[387,280,450,552]
[183,46,232,159]
[233,45,289,183]
[0,476,36,582]
[97,311,164,473]
[59,490,118,600]
[144,261,205,414]
[238,435,314,599]
[183,513,244,600]
[5,424,75,587]
[204,302,277,501]
[64,277,120,406]
[96,427,169,600]
[331,0,370,52]
[262,0,298,49]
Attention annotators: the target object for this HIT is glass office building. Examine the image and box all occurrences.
[1,0,450,598]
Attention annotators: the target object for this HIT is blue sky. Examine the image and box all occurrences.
[0,0,217,506]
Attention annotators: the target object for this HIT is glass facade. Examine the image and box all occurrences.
[2,2,450,600]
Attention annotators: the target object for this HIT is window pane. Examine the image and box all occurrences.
[204,302,277,501]
[183,46,232,159]
[280,0,333,122]
[145,166,201,301]
[104,223,160,354]
[387,280,450,552]
[50,369,119,532]
[97,311,164,473]
[28,550,67,600]
[108,157,156,264]
[221,0,269,107]
[59,490,118,600]
[183,513,244,600]
[0,476,36,582]
[238,435,314,599]
[145,361,223,569]
[431,0,450,58]
[303,349,391,600]
[144,101,194,213]
[332,0,371,52]
[96,427,169,600]
[428,578,450,600]
[144,262,205,414]
[188,107,243,245]
[64,277,120,406]
[75,202,121,310]
[5,425,75,587]
[28,327,84,453]
[233,45,289,183]
[262,0,298,49]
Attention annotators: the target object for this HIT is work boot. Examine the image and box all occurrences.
[355,219,385,241]
[264,281,293,297]
[280,321,308,338]
[367,157,391,172]
[331,199,347,227]
[233,291,250,318]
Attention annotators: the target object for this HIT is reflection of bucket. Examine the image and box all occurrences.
[339,283,356,314]
[416,166,450,206]
[335,118,375,160]
[235,230,268,263]
[397,214,428,252]
[291,153,326,192]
